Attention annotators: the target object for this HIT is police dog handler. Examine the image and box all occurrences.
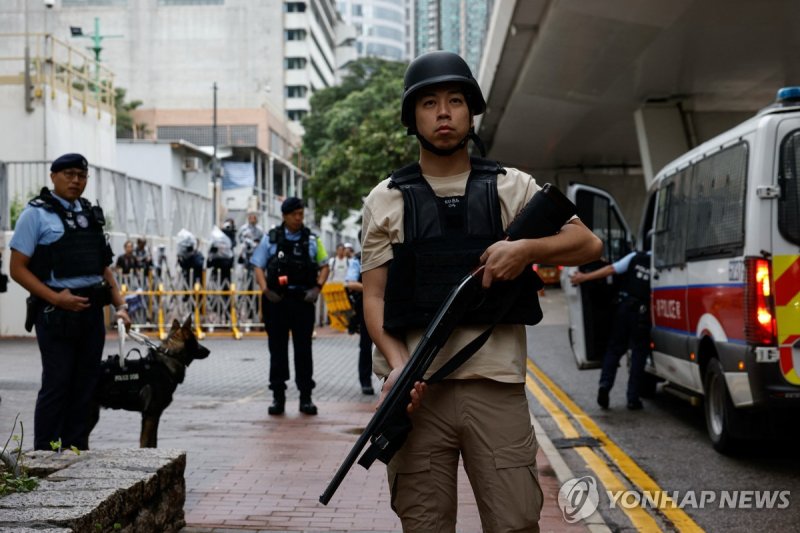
[9,153,131,451]
[361,51,602,532]
[251,197,329,416]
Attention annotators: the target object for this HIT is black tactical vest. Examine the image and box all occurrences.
[383,157,543,334]
[28,187,111,282]
[266,224,319,292]
[624,252,651,303]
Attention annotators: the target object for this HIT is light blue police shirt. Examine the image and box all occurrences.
[250,226,329,288]
[9,190,104,289]
[612,250,651,275]
[344,256,361,283]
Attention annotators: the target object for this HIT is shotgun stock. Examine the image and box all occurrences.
[319,183,575,505]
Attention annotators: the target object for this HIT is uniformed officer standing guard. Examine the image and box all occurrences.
[9,153,131,450]
[361,51,601,532]
[251,197,329,415]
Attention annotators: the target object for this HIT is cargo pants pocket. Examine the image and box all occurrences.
[485,434,543,533]
[389,452,450,533]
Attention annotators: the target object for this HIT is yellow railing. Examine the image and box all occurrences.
[0,32,116,118]
[119,283,263,340]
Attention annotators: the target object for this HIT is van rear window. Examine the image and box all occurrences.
[779,131,800,245]
[685,143,748,260]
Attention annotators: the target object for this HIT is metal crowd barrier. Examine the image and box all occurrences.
[115,269,263,340]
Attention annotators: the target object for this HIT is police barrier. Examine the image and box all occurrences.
[115,268,262,339]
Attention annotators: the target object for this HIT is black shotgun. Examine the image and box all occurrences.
[319,183,576,505]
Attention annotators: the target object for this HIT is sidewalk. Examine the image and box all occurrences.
[0,328,591,532]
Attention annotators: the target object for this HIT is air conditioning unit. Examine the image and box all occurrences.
[182,157,202,172]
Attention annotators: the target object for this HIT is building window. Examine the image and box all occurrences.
[157,125,257,146]
[352,3,362,16]
[374,6,402,23]
[285,57,308,69]
[285,29,308,41]
[285,85,308,98]
[374,25,403,41]
[287,110,307,122]
[285,1,307,12]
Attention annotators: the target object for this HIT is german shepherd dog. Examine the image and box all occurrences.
[90,316,210,447]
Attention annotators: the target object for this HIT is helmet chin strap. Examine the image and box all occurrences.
[415,127,487,157]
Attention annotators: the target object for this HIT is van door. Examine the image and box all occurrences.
[774,120,800,387]
[649,171,695,390]
[563,184,633,369]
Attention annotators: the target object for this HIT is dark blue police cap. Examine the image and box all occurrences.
[50,153,88,173]
[281,196,305,214]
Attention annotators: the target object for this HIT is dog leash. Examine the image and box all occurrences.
[116,319,160,369]
[117,319,127,369]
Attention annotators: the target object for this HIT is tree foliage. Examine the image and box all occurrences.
[302,58,417,225]
[114,87,146,138]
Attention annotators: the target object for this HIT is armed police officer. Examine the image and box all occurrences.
[251,197,329,416]
[9,153,131,451]
[361,52,601,532]
[570,244,652,410]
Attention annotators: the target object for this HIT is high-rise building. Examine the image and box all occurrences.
[411,0,492,75]
[284,1,357,123]
[336,0,407,61]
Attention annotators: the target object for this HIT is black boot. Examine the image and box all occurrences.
[299,393,317,415]
[268,391,285,415]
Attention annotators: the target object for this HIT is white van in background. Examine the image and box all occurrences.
[563,87,800,453]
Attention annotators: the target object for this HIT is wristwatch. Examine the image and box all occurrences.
[115,303,129,312]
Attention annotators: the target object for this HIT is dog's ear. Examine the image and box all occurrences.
[182,314,192,330]
[171,318,181,332]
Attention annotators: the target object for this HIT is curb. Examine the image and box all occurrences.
[532,413,611,533]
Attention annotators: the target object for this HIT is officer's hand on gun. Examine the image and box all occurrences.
[378,365,427,413]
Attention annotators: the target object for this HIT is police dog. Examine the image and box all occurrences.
[90,316,210,448]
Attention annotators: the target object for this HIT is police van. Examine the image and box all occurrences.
[563,87,800,452]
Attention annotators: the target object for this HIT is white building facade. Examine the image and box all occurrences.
[336,0,407,61]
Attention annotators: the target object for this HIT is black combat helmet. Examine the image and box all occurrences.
[401,51,488,156]
[401,51,486,132]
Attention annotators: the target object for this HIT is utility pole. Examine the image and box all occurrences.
[212,82,219,227]
[23,0,33,112]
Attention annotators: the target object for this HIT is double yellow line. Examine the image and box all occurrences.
[526,359,703,532]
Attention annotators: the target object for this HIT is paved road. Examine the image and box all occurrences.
[529,288,800,533]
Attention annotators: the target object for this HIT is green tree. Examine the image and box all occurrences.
[302,58,417,225]
[114,87,146,138]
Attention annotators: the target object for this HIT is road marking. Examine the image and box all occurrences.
[527,359,704,533]
[526,374,662,532]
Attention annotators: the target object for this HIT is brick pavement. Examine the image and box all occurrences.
[0,327,595,532]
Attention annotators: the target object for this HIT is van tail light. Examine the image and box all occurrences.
[744,257,777,346]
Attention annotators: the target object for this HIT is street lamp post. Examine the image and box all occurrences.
[70,17,122,91]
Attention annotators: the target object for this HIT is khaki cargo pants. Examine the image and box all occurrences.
[387,379,543,532]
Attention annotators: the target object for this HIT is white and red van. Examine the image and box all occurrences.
[563,87,800,452]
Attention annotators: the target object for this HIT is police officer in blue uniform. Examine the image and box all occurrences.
[571,248,652,410]
[251,197,329,415]
[9,153,131,450]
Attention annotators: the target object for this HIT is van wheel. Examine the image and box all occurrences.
[703,358,740,453]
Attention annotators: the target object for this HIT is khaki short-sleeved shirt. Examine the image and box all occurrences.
[362,166,541,383]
